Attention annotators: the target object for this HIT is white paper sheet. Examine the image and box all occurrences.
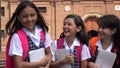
[29,48,45,62]
[55,49,71,68]
[95,50,116,68]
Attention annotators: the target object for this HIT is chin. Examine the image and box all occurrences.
[64,34,69,37]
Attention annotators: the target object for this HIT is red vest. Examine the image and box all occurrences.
[57,37,83,66]
[6,29,45,68]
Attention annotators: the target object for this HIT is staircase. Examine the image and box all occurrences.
[0,51,6,68]
[0,59,6,68]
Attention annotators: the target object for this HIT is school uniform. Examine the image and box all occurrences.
[89,37,120,68]
[51,37,91,67]
[9,25,52,58]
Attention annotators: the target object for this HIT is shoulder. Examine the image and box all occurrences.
[10,33,21,44]
[51,40,57,49]
[11,33,19,40]
[82,44,89,49]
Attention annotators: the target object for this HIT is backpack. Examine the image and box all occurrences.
[89,37,99,57]
[6,29,45,68]
[57,37,83,65]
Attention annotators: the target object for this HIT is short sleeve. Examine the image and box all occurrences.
[9,33,23,56]
[50,40,57,61]
[81,44,91,61]
[44,32,52,48]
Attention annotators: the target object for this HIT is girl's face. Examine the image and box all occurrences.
[63,18,81,38]
[98,27,116,39]
[18,6,37,32]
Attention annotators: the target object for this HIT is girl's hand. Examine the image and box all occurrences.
[39,55,50,67]
[88,62,99,68]
[64,54,74,64]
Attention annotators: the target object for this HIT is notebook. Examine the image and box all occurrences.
[55,49,71,68]
[95,50,117,68]
[29,48,45,62]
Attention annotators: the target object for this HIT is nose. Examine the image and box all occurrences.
[63,24,68,28]
[28,16,32,21]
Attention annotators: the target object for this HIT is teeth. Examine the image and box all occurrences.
[64,29,69,31]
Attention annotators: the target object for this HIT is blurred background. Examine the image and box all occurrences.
[0,0,120,67]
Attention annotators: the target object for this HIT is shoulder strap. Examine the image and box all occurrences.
[40,30,45,43]
[57,38,64,49]
[89,37,99,57]
[17,29,28,60]
[75,42,83,64]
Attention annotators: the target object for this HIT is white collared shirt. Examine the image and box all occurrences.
[51,37,91,61]
[9,25,52,56]
[95,39,113,52]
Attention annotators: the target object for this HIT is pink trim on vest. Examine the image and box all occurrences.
[57,37,83,65]
[6,29,45,68]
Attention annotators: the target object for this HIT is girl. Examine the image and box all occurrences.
[88,14,120,68]
[50,14,91,68]
[5,1,52,68]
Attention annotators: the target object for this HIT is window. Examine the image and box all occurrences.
[1,30,4,38]
[0,7,5,17]
[38,7,47,13]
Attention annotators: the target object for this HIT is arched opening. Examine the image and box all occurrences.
[82,13,102,31]
[84,16,99,31]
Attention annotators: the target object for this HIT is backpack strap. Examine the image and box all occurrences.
[40,30,45,46]
[17,29,29,60]
[57,37,64,49]
[57,37,83,64]
[75,42,83,63]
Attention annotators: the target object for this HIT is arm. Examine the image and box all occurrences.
[50,59,68,68]
[81,60,87,68]
[43,32,53,68]
[81,44,91,68]
[44,47,52,68]
[88,62,98,68]
[14,55,49,68]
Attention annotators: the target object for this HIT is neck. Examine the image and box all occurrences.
[28,27,35,35]
[66,36,75,47]
[101,37,112,50]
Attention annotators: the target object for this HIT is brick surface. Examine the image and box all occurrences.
[1,0,120,52]
[0,52,6,60]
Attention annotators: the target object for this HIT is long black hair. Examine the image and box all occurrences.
[97,14,120,67]
[61,14,89,45]
[5,1,48,35]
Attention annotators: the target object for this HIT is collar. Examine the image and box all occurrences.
[22,25,42,37]
[63,37,80,48]
[95,38,113,52]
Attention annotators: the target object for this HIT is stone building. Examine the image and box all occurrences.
[0,0,120,51]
